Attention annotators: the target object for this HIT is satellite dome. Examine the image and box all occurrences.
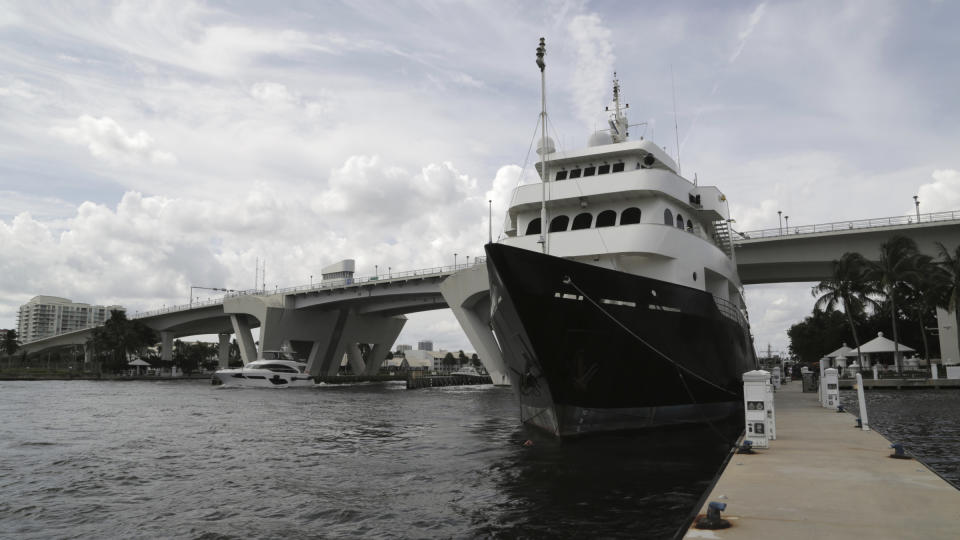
[536,136,556,156]
[588,131,614,147]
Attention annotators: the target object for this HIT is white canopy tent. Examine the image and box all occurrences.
[128,358,151,375]
[824,343,855,369]
[843,332,915,370]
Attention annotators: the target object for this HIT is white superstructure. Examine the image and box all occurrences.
[500,76,745,310]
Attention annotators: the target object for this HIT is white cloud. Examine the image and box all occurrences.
[250,81,297,104]
[917,169,960,214]
[567,13,615,129]
[0,79,36,100]
[50,115,178,165]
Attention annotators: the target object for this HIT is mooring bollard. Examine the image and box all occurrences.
[855,372,869,431]
[890,443,911,460]
[695,502,731,530]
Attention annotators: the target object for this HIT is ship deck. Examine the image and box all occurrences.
[682,381,960,539]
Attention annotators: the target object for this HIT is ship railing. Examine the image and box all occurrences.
[734,210,960,241]
[713,295,748,329]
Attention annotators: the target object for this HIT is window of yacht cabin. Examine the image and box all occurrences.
[612,162,625,173]
[549,215,570,232]
[686,219,694,232]
[572,212,593,230]
[583,166,596,177]
[596,210,617,227]
[676,214,684,229]
[620,207,641,225]
[569,168,582,179]
[526,218,541,235]
[598,164,610,175]
[555,170,568,181]
[663,209,673,225]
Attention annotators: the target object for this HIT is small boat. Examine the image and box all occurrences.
[450,365,486,379]
[212,350,316,388]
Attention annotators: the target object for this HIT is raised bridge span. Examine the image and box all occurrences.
[21,210,960,378]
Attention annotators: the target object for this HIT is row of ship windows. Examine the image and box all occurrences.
[553,155,657,181]
[526,208,694,235]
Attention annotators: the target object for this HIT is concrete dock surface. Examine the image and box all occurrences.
[683,381,960,539]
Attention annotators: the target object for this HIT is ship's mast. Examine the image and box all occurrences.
[536,38,548,254]
[608,73,629,143]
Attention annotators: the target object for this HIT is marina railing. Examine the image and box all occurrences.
[132,257,487,319]
[735,210,960,241]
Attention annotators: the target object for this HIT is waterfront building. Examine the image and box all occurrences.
[395,344,412,353]
[417,340,433,351]
[16,296,123,343]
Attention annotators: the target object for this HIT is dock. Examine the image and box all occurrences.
[683,381,960,539]
[405,373,492,389]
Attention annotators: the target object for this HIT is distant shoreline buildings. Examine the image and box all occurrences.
[16,296,123,343]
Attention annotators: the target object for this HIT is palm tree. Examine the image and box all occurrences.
[900,255,947,362]
[935,242,960,353]
[812,252,875,373]
[865,236,922,375]
[1,329,21,357]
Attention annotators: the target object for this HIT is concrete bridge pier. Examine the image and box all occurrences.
[937,307,959,365]
[229,315,259,364]
[302,310,407,377]
[160,331,174,362]
[440,264,509,385]
[218,333,231,367]
[363,342,394,375]
[345,343,366,374]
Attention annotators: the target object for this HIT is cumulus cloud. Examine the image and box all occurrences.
[917,169,960,214]
[50,115,177,165]
[567,13,615,129]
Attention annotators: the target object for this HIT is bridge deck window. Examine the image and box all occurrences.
[569,169,582,179]
[664,209,673,225]
[620,207,641,225]
[572,212,593,230]
[676,214,684,229]
[583,166,596,177]
[549,215,570,232]
[526,218,541,235]
[598,164,610,175]
[596,210,617,228]
[612,162,625,173]
[555,170,568,181]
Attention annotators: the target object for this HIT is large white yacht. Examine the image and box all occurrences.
[212,351,316,388]
[484,40,756,437]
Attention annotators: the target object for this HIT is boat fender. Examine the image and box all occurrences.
[694,502,731,530]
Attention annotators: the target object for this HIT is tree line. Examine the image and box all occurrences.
[791,235,960,374]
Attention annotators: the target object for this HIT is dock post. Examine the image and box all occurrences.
[855,372,869,431]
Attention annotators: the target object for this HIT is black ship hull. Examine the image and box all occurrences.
[485,243,757,437]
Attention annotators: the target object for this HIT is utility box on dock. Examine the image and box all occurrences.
[771,366,781,390]
[802,371,817,393]
[743,370,775,449]
[822,368,839,410]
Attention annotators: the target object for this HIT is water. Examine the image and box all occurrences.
[840,389,960,488]
[0,381,737,539]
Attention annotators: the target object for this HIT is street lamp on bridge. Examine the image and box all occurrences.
[784,215,789,233]
[189,285,237,307]
[778,210,782,235]
[914,195,920,223]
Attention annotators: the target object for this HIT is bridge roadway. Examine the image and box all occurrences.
[20,210,960,380]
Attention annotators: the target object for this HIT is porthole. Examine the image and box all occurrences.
[693,272,697,282]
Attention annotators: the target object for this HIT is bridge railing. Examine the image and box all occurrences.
[735,210,960,241]
[131,257,489,318]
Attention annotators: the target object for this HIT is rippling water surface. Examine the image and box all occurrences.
[0,381,738,539]
[841,389,960,488]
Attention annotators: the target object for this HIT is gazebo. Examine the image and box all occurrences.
[824,343,855,369]
[843,332,915,371]
[128,358,151,375]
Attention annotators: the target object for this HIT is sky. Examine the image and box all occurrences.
[2,0,959,355]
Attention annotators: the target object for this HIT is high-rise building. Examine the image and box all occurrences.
[396,344,412,353]
[417,340,433,351]
[16,296,123,343]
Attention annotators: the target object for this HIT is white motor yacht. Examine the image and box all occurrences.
[212,351,315,388]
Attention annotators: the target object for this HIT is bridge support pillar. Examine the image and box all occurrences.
[440,265,509,385]
[218,333,231,368]
[937,307,959,366]
[364,342,395,375]
[229,315,259,365]
[346,343,366,374]
[84,345,92,365]
[160,332,174,362]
